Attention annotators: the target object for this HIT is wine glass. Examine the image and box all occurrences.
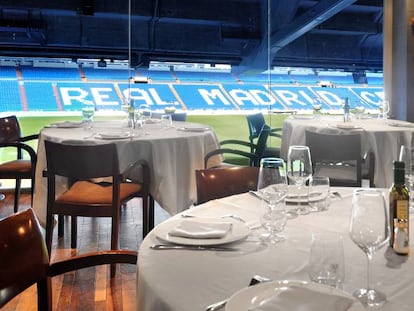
[257,157,288,209]
[257,158,288,244]
[349,189,390,307]
[287,145,313,215]
[398,145,414,213]
[379,99,390,120]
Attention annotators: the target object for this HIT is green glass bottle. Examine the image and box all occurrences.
[389,161,410,255]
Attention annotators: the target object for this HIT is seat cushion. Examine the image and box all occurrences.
[56,180,142,205]
[0,160,32,174]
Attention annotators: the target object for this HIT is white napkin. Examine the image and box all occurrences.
[168,220,232,239]
[51,121,83,128]
[252,285,354,311]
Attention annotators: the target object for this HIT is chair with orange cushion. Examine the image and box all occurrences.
[0,208,137,310]
[0,115,38,212]
[195,166,259,204]
[43,140,151,276]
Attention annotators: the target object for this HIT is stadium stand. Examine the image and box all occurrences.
[0,66,17,79]
[20,66,81,81]
[0,64,384,113]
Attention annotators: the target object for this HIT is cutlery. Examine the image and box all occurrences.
[150,244,239,251]
[248,190,270,204]
[205,275,271,311]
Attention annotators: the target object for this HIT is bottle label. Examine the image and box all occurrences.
[396,200,409,220]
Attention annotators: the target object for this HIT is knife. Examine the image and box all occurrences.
[150,244,239,251]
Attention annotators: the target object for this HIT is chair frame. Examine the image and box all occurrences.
[246,113,282,155]
[43,141,151,276]
[0,115,38,212]
[204,125,270,168]
[305,130,371,187]
[195,166,259,204]
[0,208,137,310]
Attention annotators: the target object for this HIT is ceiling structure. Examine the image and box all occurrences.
[0,0,383,74]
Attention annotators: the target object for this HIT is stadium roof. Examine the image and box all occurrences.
[0,0,383,74]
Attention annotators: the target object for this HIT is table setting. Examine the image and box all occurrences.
[137,152,414,311]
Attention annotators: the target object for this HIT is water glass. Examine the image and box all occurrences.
[81,104,95,130]
[260,206,288,244]
[308,176,330,212]
[308,232,345,288]
[161,114,172,127]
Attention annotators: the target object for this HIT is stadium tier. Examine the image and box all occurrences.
[0,66,384,113]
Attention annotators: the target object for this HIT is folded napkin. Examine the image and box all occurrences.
[168,220,232,239]
[252,285,354,311]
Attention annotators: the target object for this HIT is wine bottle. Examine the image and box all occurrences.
[389,161,410,255]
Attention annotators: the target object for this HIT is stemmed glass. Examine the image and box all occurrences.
[379,100,390,120]
[287,145,313,215]
[398,145,414,213]
[257,158,288,243]
[349,189,390,307]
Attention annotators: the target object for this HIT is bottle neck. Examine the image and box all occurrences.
[394,168,405,185]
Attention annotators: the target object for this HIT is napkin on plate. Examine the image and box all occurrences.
[251,285,355,311]
[168,220,232,239]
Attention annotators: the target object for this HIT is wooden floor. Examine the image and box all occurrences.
[0,192,170,311]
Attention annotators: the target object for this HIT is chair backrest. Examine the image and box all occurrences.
[246,113,266,142]
[195,166,259,204]
[44,140,120,180]
[253,125,271,165]
[0,115,21,143]
[0,209,50,309]
[305,130,362,186]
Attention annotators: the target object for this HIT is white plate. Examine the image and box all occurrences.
[145,119,161,124]
[177,126,210,132]
[95,132,132,140]
[225,280,365,311]
[49,121,83,128]
[387,120,414,128]
[155,218,250,246]
[334,123,361,130]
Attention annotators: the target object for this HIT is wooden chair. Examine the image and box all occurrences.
[204,124,270,168]
[195,166,259,204]
[305,130,375,187]
[0,208,137,310]
[0,115,38,212]
[246,113,282,157]
[43,140,151,276]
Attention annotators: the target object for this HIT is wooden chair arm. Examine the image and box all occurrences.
[48,250,137,277]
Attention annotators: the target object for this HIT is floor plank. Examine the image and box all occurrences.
[0,192,170,311]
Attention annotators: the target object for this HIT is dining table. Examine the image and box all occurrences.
[280,115,414,188]
[32,119,221,227]
[137,187,414,311]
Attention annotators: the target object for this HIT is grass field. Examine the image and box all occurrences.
[2,113,289,188]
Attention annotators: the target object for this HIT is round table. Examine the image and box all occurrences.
[137,188,414,311]
[32,120,221,226]
[281,116,414,188]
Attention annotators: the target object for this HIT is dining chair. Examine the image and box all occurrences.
[0,115,38,213]
[43,140,151,276]
[246,113,282,157]
[195,166,259,205]
[0,208,137,310]
[305,130,375,187]
[204,124,270,168]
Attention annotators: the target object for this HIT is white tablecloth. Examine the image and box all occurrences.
[32,120,221,226]
[137,188,414,311]
[280,116,414,188]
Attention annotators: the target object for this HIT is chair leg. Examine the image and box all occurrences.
[71,216,77,249]
[58,215,64,237]
[37,278,52,311]
[110,210,120,278]
[14,178,21,213]
[149,196,155,231]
